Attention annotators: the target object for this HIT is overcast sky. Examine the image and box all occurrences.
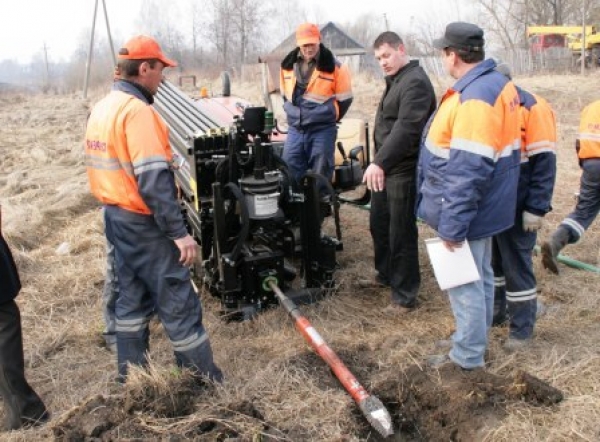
[0,0,472,63]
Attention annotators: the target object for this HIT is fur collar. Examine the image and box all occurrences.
[281,43,336,73]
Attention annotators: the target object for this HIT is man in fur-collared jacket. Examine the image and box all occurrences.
[279,23,353,188]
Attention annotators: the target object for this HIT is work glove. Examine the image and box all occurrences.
[522,211,543,232]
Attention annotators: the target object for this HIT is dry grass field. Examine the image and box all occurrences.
[0,71,599,441]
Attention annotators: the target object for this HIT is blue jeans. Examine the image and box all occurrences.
[447,237,494,369]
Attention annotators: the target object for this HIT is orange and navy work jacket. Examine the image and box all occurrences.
[417,59,521,242]
[577,99,600,161]
[85,80,187,239]
[516,87,557,216]
[280,44,353,129]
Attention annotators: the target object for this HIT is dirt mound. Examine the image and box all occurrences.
[51,375,275,441]
[361,364,563,441]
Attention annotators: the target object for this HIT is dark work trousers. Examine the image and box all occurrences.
[0,300,48,430]
[369,173,420,307]
[282,125,337,189]
[560,158,600,243]
[492,220,537,340]
[102,235,118,348]
[104,206,222,383]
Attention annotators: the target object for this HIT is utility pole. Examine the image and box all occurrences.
[383,13,389,31]
[83,0,116,99]
[83,0,99,99]
[101,0,116,66]
[42,42,50,91]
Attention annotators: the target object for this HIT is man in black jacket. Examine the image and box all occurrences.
[361,31,437,313]
[0,208,49,430]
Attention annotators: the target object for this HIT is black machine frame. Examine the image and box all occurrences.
[154,80,370,319]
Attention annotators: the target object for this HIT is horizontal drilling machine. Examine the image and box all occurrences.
[154,80,370,319]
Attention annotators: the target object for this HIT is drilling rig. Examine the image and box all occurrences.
[154,80,369,320]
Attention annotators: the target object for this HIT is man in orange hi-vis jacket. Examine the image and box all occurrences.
[280,23,353,189]
[492,63,557,351]
[417,22,521,371]
[85,35,222,383]
[542,99,600,274]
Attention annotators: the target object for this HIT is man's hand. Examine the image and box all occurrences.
[362,163,386,192]
[442,239,464,252]
[174,234,198,267]
[522,211,544,232]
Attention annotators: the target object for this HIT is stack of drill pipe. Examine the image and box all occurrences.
[154,80,225,197]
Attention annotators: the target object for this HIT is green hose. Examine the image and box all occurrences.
[534,245,600,273]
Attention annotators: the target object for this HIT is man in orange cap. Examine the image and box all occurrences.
[280,23,353,190]
[85,35,222,383]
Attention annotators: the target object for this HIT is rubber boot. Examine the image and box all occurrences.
[174,339,223,384]
[116,329,150,383]
[541,226,571,275]
[492,285,507,327]
[0,302,49,431]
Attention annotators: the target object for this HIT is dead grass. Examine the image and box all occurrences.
[0,72,599,441]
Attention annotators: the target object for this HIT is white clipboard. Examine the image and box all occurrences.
[424,237,481,290]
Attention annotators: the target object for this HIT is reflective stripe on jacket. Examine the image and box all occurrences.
[280,44,352,129]
[578,99,600,160]
[517,87,557,216]
[417,58,521,242]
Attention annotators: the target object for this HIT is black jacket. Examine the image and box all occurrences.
[0,234,21,303]
[373,60,436,176]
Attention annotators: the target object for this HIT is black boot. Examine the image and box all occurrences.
[0,301,49,431]
[541,226,571,275]
[492,287,507,327]
[175,339,223,384]
[116,328,150,383]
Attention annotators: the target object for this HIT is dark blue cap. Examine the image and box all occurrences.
[433,22,484,52]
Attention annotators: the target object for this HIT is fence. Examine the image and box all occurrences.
[418,48,582,79]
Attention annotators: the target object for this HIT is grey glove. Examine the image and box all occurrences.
[523,211,543,232]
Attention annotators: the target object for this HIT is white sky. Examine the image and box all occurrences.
[0,0,471,64]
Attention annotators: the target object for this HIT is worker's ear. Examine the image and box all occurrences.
[138,61,149,76]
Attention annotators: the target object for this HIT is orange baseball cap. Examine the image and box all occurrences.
[118,35,177,67]
[296,23,320,46]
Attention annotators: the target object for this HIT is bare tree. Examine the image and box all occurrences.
[136,0,186,68]
[204,0,233,69]
[344,13,386,48]
[229,0,272,63]
[473,0,526,49]
[189,1,204,65]
[268,0,308,46]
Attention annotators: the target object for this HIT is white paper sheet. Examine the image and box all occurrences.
[424,237,481,290]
